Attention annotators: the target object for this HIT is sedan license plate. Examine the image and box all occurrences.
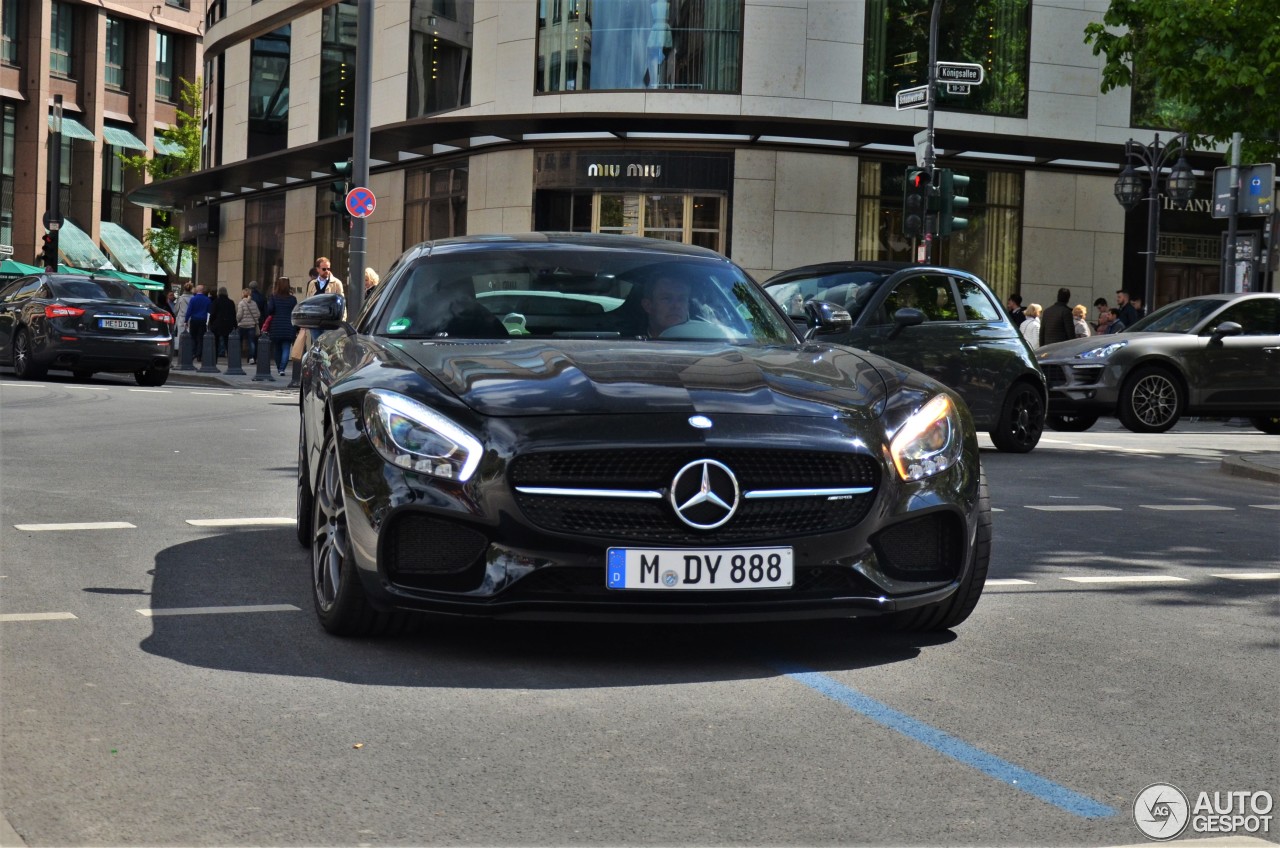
[99,318,138,331]
[606,547,793,590]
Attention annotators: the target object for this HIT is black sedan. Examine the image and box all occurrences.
[0,273,174,385]
[1037,292,1280,434]
[293,234,989,637]
[761,262,1046,453]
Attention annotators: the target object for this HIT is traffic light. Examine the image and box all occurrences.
[40,231,59,271]
[938,169,970,235]
[902,167,932,239]
[330,158,353,221]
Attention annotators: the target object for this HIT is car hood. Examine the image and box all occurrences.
[388,338,889,418]
[1037,333,1155,360]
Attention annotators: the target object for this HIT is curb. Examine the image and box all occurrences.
[1219,454,1280,485]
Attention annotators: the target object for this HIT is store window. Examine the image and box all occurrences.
[101,142,125,223]
[248,26,290,158]
[105,17,126,90]
[246,195,287,292]
[855,161,1022,298]
[536,0,743,93]
[156,32,175,101]
[863,0,1029,118]
[1,103,13,250]
[50,1,74,78]
[408,0,473,117]
[404,164,468,245]
[320,1,356,138]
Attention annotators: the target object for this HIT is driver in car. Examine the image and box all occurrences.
[641,276,692,337]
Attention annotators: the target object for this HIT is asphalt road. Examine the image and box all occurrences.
[1,373,1276,847]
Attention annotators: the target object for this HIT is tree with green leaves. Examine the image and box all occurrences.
[1084,0,1280,162]
[118,77,202,278]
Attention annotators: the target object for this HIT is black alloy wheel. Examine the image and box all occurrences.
[1047,412,1098,432]
[887,472,991,632]
[13,329,46,380]
[1251,415,1280,435]
[135,365,169,387]
[1118,365,1183,433]
[295,417,313,548]
[989,382,1044,453]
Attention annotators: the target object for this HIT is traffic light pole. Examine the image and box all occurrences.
[44,95,64,270]
[345,0,374,319]
[921,0,943,264]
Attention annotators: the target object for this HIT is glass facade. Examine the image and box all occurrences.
[408,0,473,117]
[536,0,742,92]
[156,31,175,101]
[101,142,125,224]
[320,1,356,139]
[1,103,12,251]
[246,195,287,291]
[856,161,1022,297]
[50,1,73,78]
[1,0,19,66]
[105,17,125,90]
[315,188,351,282]
[863,0,1030,118]
[404,165,468,245]
[248,26,290,159]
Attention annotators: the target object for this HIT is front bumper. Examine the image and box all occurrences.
[1041,360,1122,413]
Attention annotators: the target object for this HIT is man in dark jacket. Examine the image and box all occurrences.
[1040,287,1076,347]
[248,282,268,331]
[1115,289,1140,328]
[1006,293,1026,327]
[209,286,238,360]
[185,284,212,362]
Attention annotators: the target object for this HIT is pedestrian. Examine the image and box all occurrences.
[209,286,237,360]
[164,289,177,317]
[186,284,212,362]
[248,282,268,331]
[1095,307,1116,335]
[1093,297,1109,332]
[236,287,261,363]
[265,276,298,375]
[1072,304,1092,338]
[364,267,380,295]
[1106,307,1126,334]
[1006,293,1026,327]
[292,256,347,367]
[1131,295,1146,320]
[172,282,193,360]
[1115,288,1140,328]
[1020,304,1041,349]
[1039,287,1075,347]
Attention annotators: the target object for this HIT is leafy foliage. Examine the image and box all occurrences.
[1084,0,1280,161]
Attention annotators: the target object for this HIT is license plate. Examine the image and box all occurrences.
[606,546,793,590]
[99,318,138,330]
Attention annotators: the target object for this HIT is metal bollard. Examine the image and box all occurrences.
[286,357,302,389]
[252,333,276,382]
[176,327,196,371]
[224,328,245,376]
[199,331,220,373]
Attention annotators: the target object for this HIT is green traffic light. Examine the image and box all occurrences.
[938,169,970,236]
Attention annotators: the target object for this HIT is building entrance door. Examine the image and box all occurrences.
[1155,261,1221,306]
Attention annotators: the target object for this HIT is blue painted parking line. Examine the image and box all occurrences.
[774,662,1117,819]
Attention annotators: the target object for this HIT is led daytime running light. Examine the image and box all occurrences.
[890,394,958,481]
[365,389,482,482]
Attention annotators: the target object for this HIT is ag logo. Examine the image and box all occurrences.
[1134,783,1190,840]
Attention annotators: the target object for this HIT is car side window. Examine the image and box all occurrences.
[1211,299,1280,335]
[956,278,1004,322]
[10,280,44,303]
[0,278,28,301]
[879,274,960,324]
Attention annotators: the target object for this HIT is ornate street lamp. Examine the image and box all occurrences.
[1113,132,1193,312]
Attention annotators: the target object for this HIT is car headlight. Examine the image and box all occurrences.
[363,389,482,482]
[1078,340,1128,360]
[889,394,961,482]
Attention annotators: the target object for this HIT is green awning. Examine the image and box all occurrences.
[99,221,166,275]
[91,267,165,291]
[154,136,185,156]
[54,219,112,269]
[48,114,96,141]
[0,258,43,277]
[103,125,147,151]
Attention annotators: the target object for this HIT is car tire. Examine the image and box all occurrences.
[988,382,1044,453]
[296,418,313,548]
[312,428,413,637]
[135,365,169,387]
[13,329,46,380]
[1118,365,1183,433]
[887,473,991,632]
[1047,412,1098,432]
[1250,415,1280,435]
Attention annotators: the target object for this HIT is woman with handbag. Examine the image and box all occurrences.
[236,288,262,363]
[264,277,298,376]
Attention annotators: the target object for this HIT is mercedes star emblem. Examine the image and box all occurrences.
[670,459,740,530]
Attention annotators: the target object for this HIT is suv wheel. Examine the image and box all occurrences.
[989,383,1044,453]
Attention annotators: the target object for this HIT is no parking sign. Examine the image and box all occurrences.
[345,186,376,218]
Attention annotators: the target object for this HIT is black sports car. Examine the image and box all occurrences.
[0,273,174,385]
[293,234,989,636]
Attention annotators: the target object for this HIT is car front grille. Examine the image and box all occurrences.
[383,512,489,590]
[870,511,963,583]
[510,448,879,543]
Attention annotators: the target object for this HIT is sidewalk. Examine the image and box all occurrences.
[1219,452,1280,485]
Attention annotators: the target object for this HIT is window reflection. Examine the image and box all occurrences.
[248,26,290,158]
[408,0,473,117]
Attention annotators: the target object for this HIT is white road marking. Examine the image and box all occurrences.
[66,385,109,390]
[1211,572,1280,581]
[128,389,170,393]
[0,383,46,388]
[1140,504,1235,511]
[1025,505,1122,512]
[1062,575,1191,584]
[0,612,78,622]
[138,604,301,617]
[1251,504,1280,510]
[986,579,1035,586]
[1038,438,1158,455]
[189,392,229,396]
[185,518,295,527]
[13,521,136,531]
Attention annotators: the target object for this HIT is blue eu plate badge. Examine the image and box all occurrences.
[607,549,627,588]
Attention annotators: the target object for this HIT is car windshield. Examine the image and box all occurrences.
[1127,298,1227,334]
[372,248,796,344]
[52,279,152,304]
[764,270,890,322]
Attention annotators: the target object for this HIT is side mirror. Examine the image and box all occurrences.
[292,293,348,333]
[803,299,852,338]
[1209,320,1243,345]
[887,307,925,340]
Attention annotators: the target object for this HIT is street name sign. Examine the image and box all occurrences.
[936,62,985,85]
[943,83,971,96]
[896,85,930,111]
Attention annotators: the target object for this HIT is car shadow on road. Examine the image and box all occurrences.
[138,529,957,689]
